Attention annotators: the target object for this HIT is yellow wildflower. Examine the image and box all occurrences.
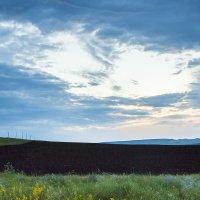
[0,187,5,194]
[87,194,93,200]
[32,183,43,200]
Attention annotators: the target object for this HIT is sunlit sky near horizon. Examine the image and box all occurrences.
[0,0,200,142]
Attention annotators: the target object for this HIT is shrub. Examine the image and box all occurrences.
[4,162,15,172]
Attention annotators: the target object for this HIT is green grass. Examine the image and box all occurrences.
[0,171,199,200]
[0,137,30,146]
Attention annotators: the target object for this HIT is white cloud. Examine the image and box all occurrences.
[1,19,200,141]
[1,19,199,99]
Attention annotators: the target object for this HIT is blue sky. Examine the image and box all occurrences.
[0,0,200,142]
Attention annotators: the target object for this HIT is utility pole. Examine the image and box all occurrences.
[8,132,9,138]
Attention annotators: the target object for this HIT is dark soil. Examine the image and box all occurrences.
[0,141,199,175]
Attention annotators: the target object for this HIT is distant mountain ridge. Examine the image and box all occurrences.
[103,138,200,145]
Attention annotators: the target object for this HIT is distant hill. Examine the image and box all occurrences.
[103,138,200,145]
[0,137,30,146]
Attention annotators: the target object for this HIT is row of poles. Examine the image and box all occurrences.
[7,131,32,140]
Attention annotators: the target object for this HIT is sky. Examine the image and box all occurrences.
[0,0,200,142]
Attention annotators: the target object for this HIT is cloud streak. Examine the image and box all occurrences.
[1,0,200,52]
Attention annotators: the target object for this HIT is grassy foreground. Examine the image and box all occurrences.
[0,171,199,200]
[0,138,29,146]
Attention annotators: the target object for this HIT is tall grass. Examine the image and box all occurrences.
[0,171,199,200]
